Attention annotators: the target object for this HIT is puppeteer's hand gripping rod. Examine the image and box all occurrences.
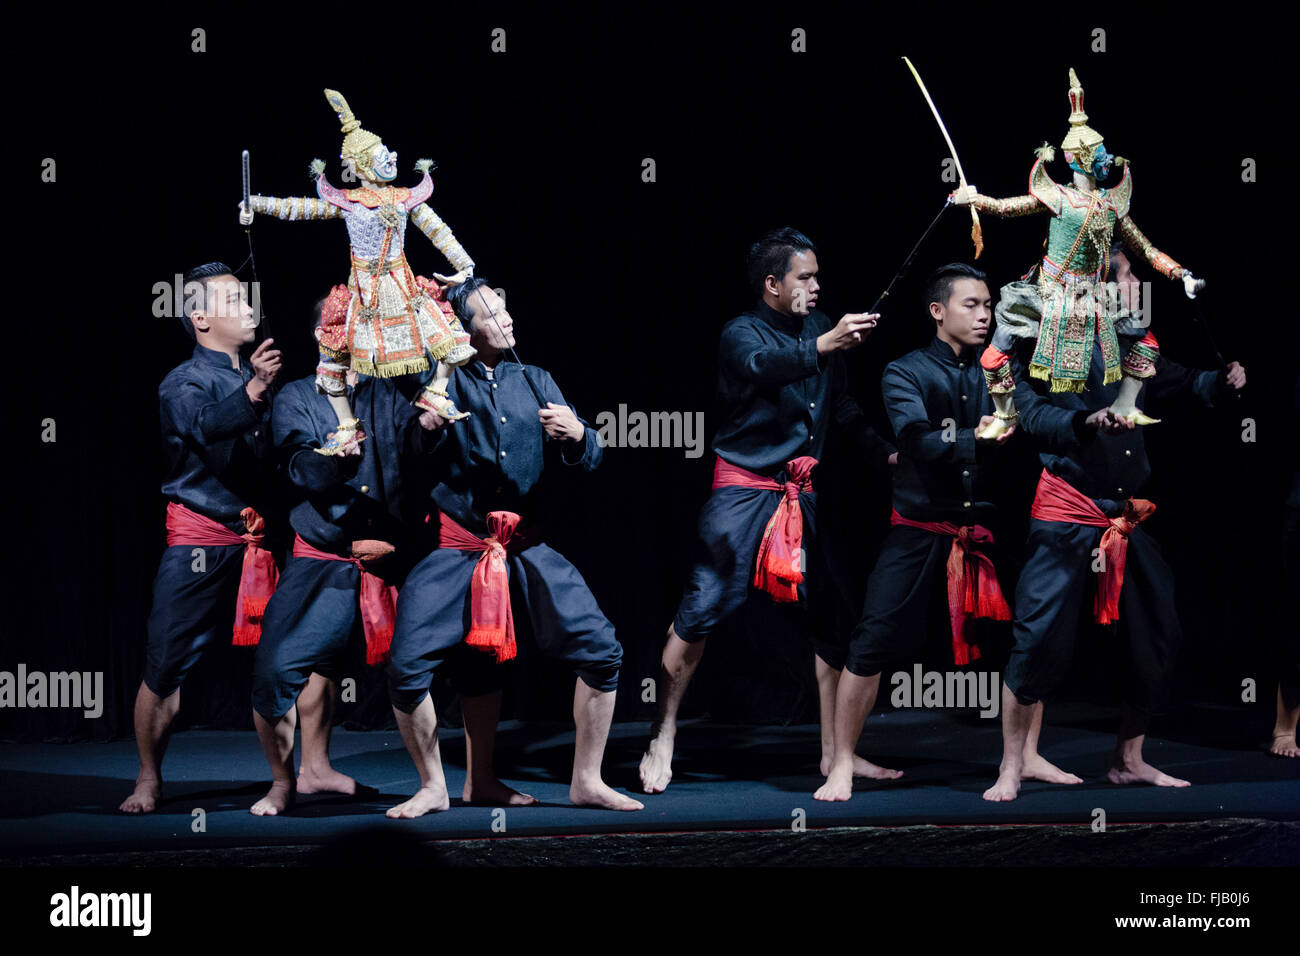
[238,149,270,338]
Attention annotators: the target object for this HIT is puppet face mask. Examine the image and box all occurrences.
[1064,141,1113,181]
[369,144,398,182]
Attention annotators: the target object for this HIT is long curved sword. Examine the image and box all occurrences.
[902,57,983,259]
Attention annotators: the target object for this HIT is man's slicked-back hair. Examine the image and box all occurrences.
[747,228,817,296]
[446,275,492,326]
[924,262,988,310]
[180,261,235,339]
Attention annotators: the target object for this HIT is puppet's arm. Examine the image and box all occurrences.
[969,193,1046,218]
[1116,214,1187,280]
[247,195,343,221]
[954,159,1058,218]
[408,202,475,282]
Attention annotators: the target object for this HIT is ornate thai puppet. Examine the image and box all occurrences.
[240,89,477,455]
[953,69,1204,439]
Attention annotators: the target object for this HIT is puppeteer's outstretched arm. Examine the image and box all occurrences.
[247,195,343,221]
[408,202,475,279]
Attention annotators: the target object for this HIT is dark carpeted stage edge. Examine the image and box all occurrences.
[2,706,1296,867]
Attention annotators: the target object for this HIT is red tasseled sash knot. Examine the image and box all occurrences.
[713,455,818,603]
[291,535,399,665]
[165,502,279,646]
[437,511,528,662]
[1028,468,1156,624]
[889,510,1010,665]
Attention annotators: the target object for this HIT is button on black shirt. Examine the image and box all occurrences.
[159,344,274,530]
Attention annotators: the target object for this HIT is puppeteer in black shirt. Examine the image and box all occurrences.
[711,300,894,476]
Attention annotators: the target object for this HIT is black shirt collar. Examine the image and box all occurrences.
[927,335,976,367]
[755,299,803,335]
[464,358,518,381]
[192,343,243,370]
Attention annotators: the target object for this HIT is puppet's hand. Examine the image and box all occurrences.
[238,201,254,227]
[432,269,471,286]
[418,408,447,431]
[950,184,978,206]
[1181,273,1206,299]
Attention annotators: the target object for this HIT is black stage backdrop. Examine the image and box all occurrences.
[7,6,1289,741]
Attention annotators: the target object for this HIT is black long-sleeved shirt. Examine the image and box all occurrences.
[1013,337,1228,513]
[429,360,599,536]
[885,336,1028,524]
[159,344,274,530]
[273,375,435,554]
[712,300,894,476]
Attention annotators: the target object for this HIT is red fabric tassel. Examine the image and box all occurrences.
[437,511,527,662]
[1028,469,1155,624]
[166,502,279,646]
[291,535,398,665]
[890,510,1010,665]
[712,455,818,603]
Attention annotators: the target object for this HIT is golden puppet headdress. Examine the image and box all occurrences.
[1060,69,1104,166]
[324,89,382,172]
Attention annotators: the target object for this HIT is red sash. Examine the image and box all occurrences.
[437,511,529,662]
[713,455,817,603]
[889,510,1010,665]
[165,502,279,646]
[1028,469,1156,624]
[291,535,399,665]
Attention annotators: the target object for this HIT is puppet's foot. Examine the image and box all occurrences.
[1109,404,1161,426]
[314,419,366,456]
[1110,374,1159,425]
[414,387,470,422]
[976,412,1017,441]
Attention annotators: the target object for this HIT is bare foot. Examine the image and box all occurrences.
[1021,753,1083,784]
[571,778,644,811]
[386,784,450,819]
[251,781,295,816]
[296,765,358,795]
[1106,758,1190,787]
[639,729,674,794]
[814,764,854,802]
[1270,733,1299,758]
[819,754,904,781]
[119,777,161,814]
[983,768,1021,802]
[464,776,538,806]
